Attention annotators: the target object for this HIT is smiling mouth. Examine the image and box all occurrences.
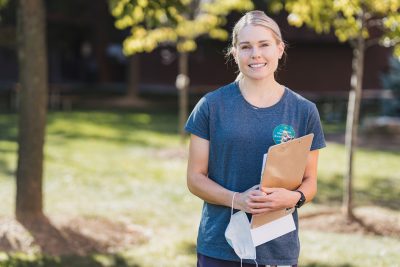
[248,63,267,68]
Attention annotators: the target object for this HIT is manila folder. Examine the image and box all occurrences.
[251,133,314,229]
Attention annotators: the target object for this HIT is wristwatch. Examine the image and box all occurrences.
[294,190,306,208]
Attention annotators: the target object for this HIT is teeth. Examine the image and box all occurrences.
[249,63,266,68]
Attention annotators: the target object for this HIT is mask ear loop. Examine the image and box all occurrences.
[231,192,237,216]
[230,192,244,267]
[231,192,258,267]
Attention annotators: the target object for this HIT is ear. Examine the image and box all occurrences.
[231,47,238,64]
[278,42,284,59]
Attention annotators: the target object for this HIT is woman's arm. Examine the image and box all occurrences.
[187,134,265,212]
[187,134,234,207]
[187,134,320,213]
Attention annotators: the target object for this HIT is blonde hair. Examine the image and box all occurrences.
[226,10,286,80]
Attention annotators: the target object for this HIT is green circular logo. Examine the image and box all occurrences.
[273,124,296,144]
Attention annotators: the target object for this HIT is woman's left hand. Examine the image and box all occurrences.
[261,187,300,211]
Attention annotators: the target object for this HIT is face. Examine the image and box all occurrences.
[233,25,284,81]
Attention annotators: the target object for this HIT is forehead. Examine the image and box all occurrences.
[237,25,277,43]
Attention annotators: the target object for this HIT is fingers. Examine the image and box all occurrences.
[244,188,290,214]
[249,193,267,202]
[238,187,290,214]
[245,198,277,214]
[247,201,286,215]
[237,190,266,213]
[248,184,260,191]
[246,189,268,203]
[262,187,278,194]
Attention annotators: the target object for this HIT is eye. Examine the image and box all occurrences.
[261,43,269,47]
[240,45,250,50]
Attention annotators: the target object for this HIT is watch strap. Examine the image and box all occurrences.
[294,190,306,208]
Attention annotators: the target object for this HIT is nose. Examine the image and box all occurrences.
[251,47,261,59]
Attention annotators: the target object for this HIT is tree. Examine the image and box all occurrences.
[108,0,254,139]
[0,0,8,9]
[16,0,48,222]
[270,0,400,220]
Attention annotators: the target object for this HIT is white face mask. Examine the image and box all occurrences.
[225,193,258,266]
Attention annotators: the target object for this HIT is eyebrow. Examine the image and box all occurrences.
[238,40,271,45]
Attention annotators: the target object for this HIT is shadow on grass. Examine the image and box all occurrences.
[302,263,354,267]
[315,174,400,211]
[46,110,178,134]
[0,114,18,179]
[0,157,15,178]
[178,240,196,255]
[358,178,400,210]
[0,110,180,179]
[45,110,179,147]
[0,215,145,267]
[18,215,102,256]
[0,113,18,143]
[314,174,343,205]
[0,254,141,267]
[0,110,180,148]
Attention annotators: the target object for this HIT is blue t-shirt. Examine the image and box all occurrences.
[185,81,326,265]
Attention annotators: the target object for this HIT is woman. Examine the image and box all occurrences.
[185,10,326,267]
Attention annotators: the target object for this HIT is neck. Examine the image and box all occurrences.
[239,76,284,108]
[240,76,283,97]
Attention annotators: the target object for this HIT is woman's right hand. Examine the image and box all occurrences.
[234,185,270,215]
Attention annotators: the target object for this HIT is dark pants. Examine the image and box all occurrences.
[197,253,298,267]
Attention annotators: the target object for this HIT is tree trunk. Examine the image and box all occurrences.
[127,54,140,97]
[343,36,365,221]
[16,0,48,222]
[177,51,189,141]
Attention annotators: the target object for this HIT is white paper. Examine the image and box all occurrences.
[261,153,268,177]
[250,213,296,246]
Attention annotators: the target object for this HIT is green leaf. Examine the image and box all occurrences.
[108,0,253,55]
[283,0,400,46]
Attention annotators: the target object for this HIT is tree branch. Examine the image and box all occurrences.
[365,18,384,28]
[190,0,201,19]
[383,37,400,47]
[349,39,357,48]
[365,37,381,48]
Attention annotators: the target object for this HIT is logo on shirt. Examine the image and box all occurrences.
[273,124,296,144]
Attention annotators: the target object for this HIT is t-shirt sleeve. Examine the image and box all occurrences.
[307,104,326,150]
[185,96,210,140]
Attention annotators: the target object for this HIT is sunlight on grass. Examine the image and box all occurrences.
[317,143,400,208]
[319,143,400,183]
[300,230,400,266]
[0,111,400,266]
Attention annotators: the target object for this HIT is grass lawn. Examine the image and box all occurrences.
[0,110,399,267]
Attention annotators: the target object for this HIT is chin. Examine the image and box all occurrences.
[243,72,273,81]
